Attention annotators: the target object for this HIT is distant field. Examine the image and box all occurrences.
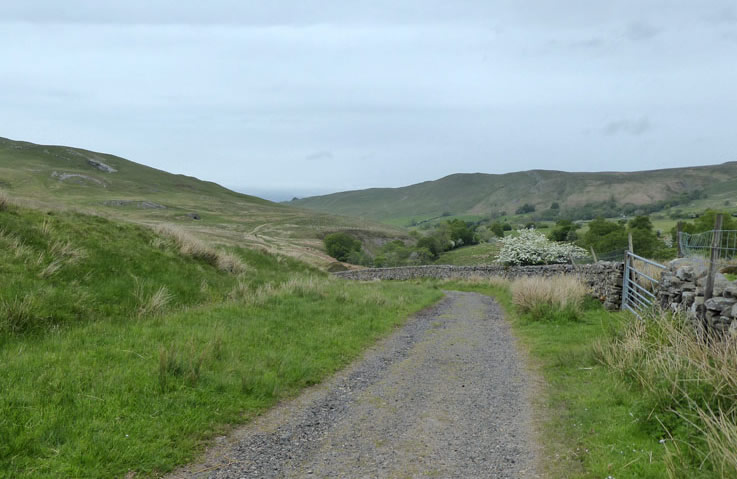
[436,242,500,265]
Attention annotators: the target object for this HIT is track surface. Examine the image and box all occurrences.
[169,291,538,478]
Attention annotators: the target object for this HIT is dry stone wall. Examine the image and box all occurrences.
[335,263,624,310]
[657,258,737,336]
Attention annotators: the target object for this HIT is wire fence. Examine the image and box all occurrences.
[575,249,625,264]
[679,230,737,268]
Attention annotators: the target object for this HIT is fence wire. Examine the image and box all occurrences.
[575,249,625,264]
[679,230,737,268]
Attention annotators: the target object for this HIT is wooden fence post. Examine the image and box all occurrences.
[590,247,598,263]
[704,214,723,304]
[628,232,634,254]
[676,221,683,258]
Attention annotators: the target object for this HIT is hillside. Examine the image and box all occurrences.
[0,136,405,265]
[290,162,737,225]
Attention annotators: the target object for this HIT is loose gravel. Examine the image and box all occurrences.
[168,291,539,478]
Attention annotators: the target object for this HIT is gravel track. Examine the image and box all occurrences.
[168,291,538,478]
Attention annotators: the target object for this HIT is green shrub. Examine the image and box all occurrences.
[323,232,362,261]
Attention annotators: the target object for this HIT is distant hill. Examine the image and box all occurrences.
[0,136,405,265]
[290,162,737,224]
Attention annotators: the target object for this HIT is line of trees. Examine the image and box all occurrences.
[323,219,480,267]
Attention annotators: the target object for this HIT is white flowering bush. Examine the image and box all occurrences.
[496,229,588,265]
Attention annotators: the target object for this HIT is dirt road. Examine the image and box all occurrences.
[169,291,538,478]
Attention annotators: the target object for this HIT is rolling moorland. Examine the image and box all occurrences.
[290,161,737,226]
[0,136,407,267]
[2,136,737,478]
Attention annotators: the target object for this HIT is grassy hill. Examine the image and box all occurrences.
[0,200,442,477]
[0,136,406,266]
[290,162,737,225]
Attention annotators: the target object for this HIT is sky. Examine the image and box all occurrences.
[1,1,736,201]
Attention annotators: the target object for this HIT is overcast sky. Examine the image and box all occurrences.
[2,1,736,200]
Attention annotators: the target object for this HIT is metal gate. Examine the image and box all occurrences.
[621,251,666,319]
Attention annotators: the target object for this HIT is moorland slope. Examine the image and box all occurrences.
[291,162,737,224]
[0,136,405,265]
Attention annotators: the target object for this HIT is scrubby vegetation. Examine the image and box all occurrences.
[325,219,480,267]
[671,208,737,238]
[578,215,675,259]
[323,232,363,262]
[596,312,737,477]
[0,202,443,477]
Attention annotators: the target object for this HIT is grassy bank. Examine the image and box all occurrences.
[0,203,443,477]
[434,241,500,265]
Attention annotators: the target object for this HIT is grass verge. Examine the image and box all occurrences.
[0,279,442,478]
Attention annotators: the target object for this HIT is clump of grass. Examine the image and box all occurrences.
[134,282,173,318]
[510,275,589,320]
[153,224,246,274]
[0,190,9,211]
[0,228,32,260]
[0,295,40,334]
[38,239,85,278]
[281,275,330,297]
[595,310,737,476]
[158,342,207,391]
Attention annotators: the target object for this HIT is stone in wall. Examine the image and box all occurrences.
[658,257,737,337]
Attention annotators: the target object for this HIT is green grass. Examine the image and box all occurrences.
[444,280,670,478]
[435,242,500,265]
[0,203,444,477]
[1,280,441,478]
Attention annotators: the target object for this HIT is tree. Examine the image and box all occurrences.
[323,232,362,262]
[490,222,505,238]
[446,219,476,246]
[628,215,653,231]
[549,219,578,242]
[515,203,536,214]
[550,202,560,210]
[579,218,627,253]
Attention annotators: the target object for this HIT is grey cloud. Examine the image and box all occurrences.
[626,22,660,41]
[603,118,652,136]
[0,1,736,196]
[305,151,333,162]
[705,6,737,25]
[570,37,605,49]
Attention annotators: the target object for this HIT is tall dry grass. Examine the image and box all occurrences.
[229,275,334,306]
[595,311,737,476]
[631,258,664,292]
[0,228,32,260]
[510,275,590,316]
[39,239,85,278]
[133,281,173,318]
[153,224,246,274]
